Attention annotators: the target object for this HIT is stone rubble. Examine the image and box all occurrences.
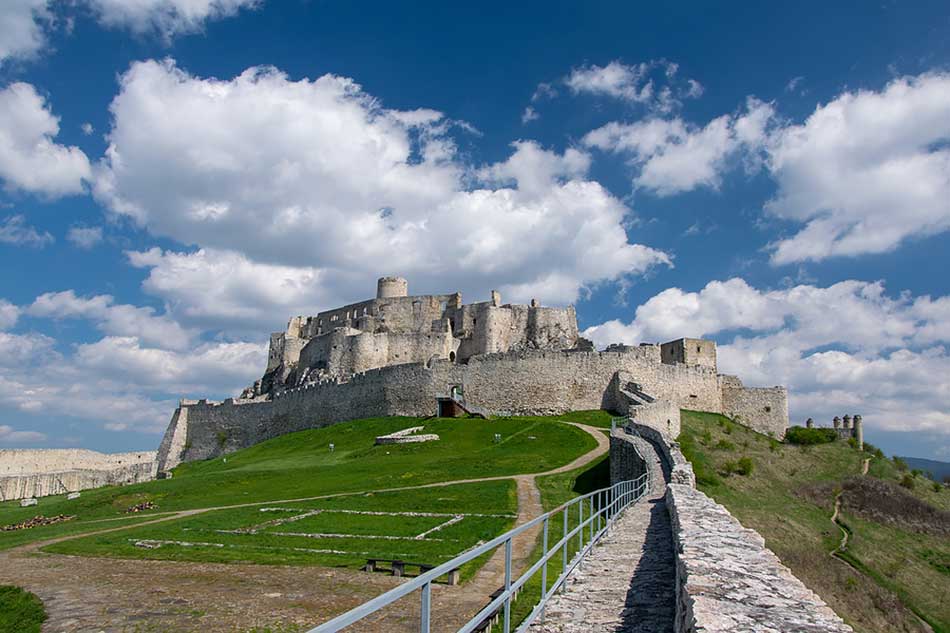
[1,514,76,531]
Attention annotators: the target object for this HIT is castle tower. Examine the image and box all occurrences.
[843,414,852,430]
[833,416,841,429]
[805,418,814,428]
[377,276,408,299]
[854,415,863,450]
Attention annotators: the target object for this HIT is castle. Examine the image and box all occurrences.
[155,277,789,474]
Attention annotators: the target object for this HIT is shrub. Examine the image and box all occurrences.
[933,482,942,493]
[714,439,736,451]
[900,473,915,489]
[701,430,712,445]
[769,439,780,453]
[785,426,837,445]
[893,456,909,471]
[723,423,733,435]
[721,461,739,476]
[0,585,46,633]
[911,468,923,478]
[737,456,755,476]
[847,437,858,449]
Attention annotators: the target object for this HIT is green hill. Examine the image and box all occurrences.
[0,415,599,554]
[679,410,950,633]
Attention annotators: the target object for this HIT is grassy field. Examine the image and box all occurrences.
[45,480,517,580]
[678,410,950,633]
[0,585,46,633]
[0,416,595,552]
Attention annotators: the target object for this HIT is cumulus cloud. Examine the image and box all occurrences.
[584,97,775,195]
[0,0,51,64]
[0,300,18,330]
[0,424,46,444]
[66,225,104,249]
[0,83,91,197]
[94,59,669,317]
[0,214,54,247]
[584,278,950,437]
[765,72,950,264]
[564,60,702,112]
[86,0,259,39]
[28,290,194,350]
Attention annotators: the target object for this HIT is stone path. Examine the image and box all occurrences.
[0,423,609,633]
[529,435,675,633]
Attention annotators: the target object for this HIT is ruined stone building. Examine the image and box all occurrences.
[155,277,789,474]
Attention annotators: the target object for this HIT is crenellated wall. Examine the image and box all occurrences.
[157,347,784,472]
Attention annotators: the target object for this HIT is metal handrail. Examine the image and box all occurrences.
[306,473,650,633]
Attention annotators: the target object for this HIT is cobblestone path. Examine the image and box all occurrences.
[529,435,675,633]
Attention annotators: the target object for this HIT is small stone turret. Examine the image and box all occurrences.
[805,418,814,429]
[842,414,852,430]
[377,276,408,299]
[854,415,863,450]
[833,416,841,429]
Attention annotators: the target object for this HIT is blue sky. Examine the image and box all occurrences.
[1,1,949,460]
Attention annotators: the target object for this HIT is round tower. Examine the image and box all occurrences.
[805,418,814,429]
[854,415,863,450]
[377,276,408,299]
[833,416,841,429]
[843,414,852,430]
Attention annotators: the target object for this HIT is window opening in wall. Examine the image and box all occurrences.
[764,406,772,412]
[449,351,456,362]
[697,345,702,353]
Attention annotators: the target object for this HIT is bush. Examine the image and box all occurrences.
[933,482,942,493]
[893,456,909,471]
[721,461,738,476]
[847,437,858,449]
[769,439,779,453]
[714,439,736,451]
[785,426,838,445]
[911,468,923,478]
[900,473,915,489]
[701,430,712,445]
[737,456,755,476]
[0,585,46,633]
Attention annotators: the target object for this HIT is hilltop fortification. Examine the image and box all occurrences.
[156,277,789,474]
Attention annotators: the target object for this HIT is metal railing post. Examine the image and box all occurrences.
[561,505,568,592]
[578,499,584,552]
[504,537,512,633]
[541,517,549,622]
[420,582,431,633]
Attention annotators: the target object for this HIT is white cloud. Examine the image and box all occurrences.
[521,106,539,124]
[564,60,702,112]
[583,97,775,195]
[0,0,51,64]
[0,214,54,247]
[84,0,259,39]
[66,225,104,249]
[0,331,55,365]
[0,83,91,197]
[0,300,18,330]
[0,424,46,444]
[94,59,669,316]
[583,278,950,438]
[81,122,94,135]
[127,247,333,333]
[28,290,194,350]
[765,72,950,264]
[74,335,265,392]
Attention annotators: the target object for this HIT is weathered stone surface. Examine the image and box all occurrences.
[533,434,675,633]
[667,484,853,632]
[0,449,157,501]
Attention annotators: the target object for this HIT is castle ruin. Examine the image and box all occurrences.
[155,277,789,474]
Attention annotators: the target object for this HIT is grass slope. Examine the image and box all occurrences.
[0,416,594,552]
[679,410,950,633]
[0,586,46,633]
[45,480,517,580]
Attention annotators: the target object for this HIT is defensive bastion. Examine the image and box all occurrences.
[156,277,789,473]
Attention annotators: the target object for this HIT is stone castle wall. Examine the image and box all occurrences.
[0,449,157,501]
[157,347,783,471]
[719,376,789,438]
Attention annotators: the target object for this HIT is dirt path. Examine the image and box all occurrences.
[0,423,609,633]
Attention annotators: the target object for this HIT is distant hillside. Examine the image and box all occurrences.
[899,456,950,482]
[678,410,950,633]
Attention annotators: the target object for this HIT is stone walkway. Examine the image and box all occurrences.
[529,435,675,633]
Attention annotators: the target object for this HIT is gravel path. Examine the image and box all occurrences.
[528,435,675,633]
